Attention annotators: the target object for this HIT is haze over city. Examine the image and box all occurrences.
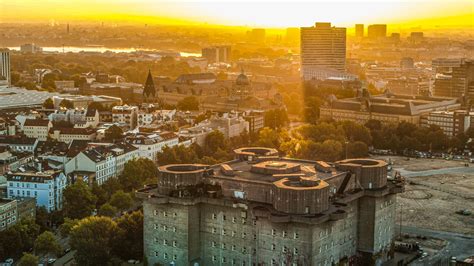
[0,1,473,266]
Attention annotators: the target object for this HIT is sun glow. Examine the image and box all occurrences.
[1,0,473,29]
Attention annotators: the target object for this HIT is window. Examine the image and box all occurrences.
[212,256,217,262]
[271,244,275,251]
[282,231,287,237]
[221,243,226,250]
[242,232,246,238]
[212,228,217,234]
[212,213,217,219]
[282,246,288,253]
[173,254,177,261]
[163,225,168,231]
[154,251,159,257]
[232,217,237,223]
[271,229,276,236]
[294,248,299,255]
[163,239,168,246]
[232,245,236,251]
[222,229,226,236]
[212,241,216,247]
[163,253,168,260]
[222,257,226,263]
[294,232,299,239]
[173,241,177,247]
[163,211,168,217]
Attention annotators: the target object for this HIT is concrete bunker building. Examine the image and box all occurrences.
[138,147,405,266]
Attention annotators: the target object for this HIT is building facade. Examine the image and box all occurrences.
[420,110,474,137]
[0,49,11,86]
[6,170,67,212]
[367,24,387,39]
[112,105,139,129]
[301,22,346,80]
[138,147,405,266]
[22,119,52,141]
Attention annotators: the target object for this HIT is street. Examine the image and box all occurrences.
[402,226,474,265]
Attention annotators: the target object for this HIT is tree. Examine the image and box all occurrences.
[34,231,61,257]
[58,218,79,238]
[59,99,74,109]
[347,141,369,158]
[112,211,144,260]
[341,121,372,145]
[316,140,343,162]
[70,216,119,265]
[0,218,40,259]
[91,183,108,207]
[177,96,199,111]
[18,253,39,266]
[264,108,289,129]
[104,125,123,141]
[35,207,49,232]
[119,158,158,191]
[42,98,54,109]
[204,130,227,155]
[257,127,280,148]
[156,145,199,165]
[98,204,118,217]
[63,181,97,219]
[109,190,133,211]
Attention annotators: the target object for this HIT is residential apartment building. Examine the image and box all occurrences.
[137,147,405,266]
[434,60,474,100]
[49,128,97,144]
[22,119,52,141]
[112,105,139,129]
[126,132,179,161]
[65,142,138,185]
[138,111,155,127]
[6,170,67,212]
[0,137,38,153]
[0,197,36,231]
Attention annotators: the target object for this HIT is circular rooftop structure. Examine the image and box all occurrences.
[234,147,279,161]
[336,159,388,189]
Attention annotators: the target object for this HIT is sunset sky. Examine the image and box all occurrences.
[1,0,473,28]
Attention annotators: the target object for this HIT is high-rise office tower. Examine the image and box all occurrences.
[367,24,387,39]
[202,46,232,64]
[300,22,346,80]
[434,60,474,99]
[0,49,11,86]
[355,24,364,37]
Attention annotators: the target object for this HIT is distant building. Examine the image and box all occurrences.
[51,95,122,109]
[22,119,53,141]
[390,33,401,42]
[49,127,97,144]
[400,57,415,70]
[112,105,139,129]
[367,24,387,39]
[432,58,465,74]
[243,110,265,134]
[54,80,76,92]
[20,43,43,53]
[0,49,11,86]
[202,46,231,64]
[6,170,67,212]
[301,22,346,80]
[408,32,424,44]
[65,142,139,186]
[320,91,461,125]
[138,148,405,266]
[355,24,364,37]
[434,60,474,100]
[247,28,266,43]
[126,132,179,161]
[0,137,38,153]
[143,70,156,102]
[0,197,36,231]
[421,110,474,137]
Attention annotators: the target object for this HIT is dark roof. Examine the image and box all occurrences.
[24,119,50,127]
[35,140,69,156]
[81,142,137,163]
[85,108,98,117]
[6,170,63,183]
[0,137,37,146]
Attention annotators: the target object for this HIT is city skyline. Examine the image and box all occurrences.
[2,0,473,29]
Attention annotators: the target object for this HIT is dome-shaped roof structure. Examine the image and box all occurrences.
[236,73,250,85]
[236,68,250,85]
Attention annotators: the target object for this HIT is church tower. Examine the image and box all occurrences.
[143,69,156,102]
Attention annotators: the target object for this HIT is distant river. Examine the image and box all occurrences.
[7,46,201,57]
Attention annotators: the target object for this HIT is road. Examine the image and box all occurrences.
[396,166,473,178]
[402,226,474,265]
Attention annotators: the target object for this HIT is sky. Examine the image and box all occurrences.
[1,0,473,28]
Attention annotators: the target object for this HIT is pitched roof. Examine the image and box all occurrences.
[143,70,156,98]
[24,119,50,127]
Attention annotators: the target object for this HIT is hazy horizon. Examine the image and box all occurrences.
[1,0,473,29]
